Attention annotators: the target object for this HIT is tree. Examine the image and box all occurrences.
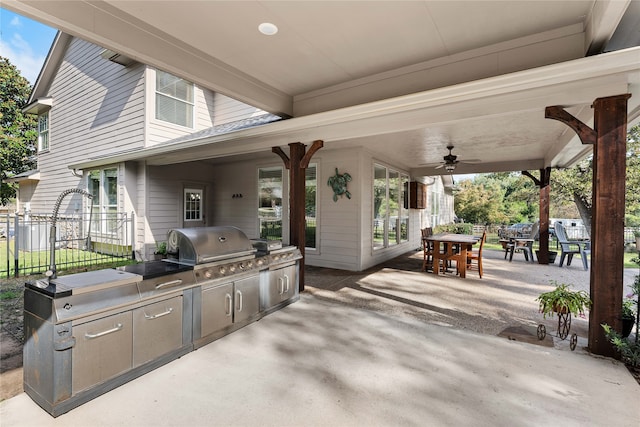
[0,56,37,205]
[551,124,640,232]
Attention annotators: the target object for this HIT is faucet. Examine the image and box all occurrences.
[47,188,94,280]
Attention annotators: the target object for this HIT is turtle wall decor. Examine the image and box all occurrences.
[327,168,352,202]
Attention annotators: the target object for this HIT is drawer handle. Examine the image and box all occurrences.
[283,274,290,293]
[84,323,123,339]
[225,294,232,316]
[278,277,284,295]
[144,307,174,320]
[155,279,183,289]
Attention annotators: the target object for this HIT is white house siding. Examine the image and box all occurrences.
[145,162,216,253]
[28,38,145,215]
[207,158,276,240]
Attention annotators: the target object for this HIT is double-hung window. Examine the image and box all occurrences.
[155,70,194,127]
[373,164,409,249]
[305,164,317,249]
[38,113,49,152]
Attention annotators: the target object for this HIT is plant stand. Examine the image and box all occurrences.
[537,312,578,351]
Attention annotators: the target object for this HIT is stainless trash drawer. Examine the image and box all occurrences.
[72,311,133,393]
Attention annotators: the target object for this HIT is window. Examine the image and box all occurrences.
[155,70,194,127]
[373,164,409,249]
[38,113,49,152]
[184,189,202,222]
[305,164,317,249]
[258,167,283,241]
[88,168,118,234]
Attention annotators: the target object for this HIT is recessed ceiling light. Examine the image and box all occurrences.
[258,22,278,36]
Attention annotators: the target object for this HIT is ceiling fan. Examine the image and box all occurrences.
[429,145,480,172]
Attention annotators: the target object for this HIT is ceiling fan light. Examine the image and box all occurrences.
[445,164,456,172]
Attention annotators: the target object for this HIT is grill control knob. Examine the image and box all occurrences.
[219,266,226,274]
[204,270,212,279]
[229,265,236,273]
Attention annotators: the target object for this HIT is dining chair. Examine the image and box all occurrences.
[466,231,486,278]
[421,227,447,273]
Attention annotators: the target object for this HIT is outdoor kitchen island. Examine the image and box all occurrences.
[23,227,301,417]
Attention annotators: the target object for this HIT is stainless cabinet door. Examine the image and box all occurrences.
[72,311,132,393]
[133,296,183,367]
[201,282,234,338]
[233,275,260,324]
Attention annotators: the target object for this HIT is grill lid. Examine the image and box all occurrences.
[167,226,256,265]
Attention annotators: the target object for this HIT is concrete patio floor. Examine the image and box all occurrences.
[1,249,639,426]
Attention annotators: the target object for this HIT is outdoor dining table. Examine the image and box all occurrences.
[424,233,479,278]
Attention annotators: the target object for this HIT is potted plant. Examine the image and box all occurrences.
[536,281,591,319]
[153,241,167,260]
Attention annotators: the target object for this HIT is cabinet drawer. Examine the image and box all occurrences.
[72,311,132,393]
[133,296,183,367]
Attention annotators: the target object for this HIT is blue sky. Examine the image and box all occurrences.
[0,7,57,85]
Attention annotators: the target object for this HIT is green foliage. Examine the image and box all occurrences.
[433,223,473,235]
[601,324,640,368]
[154,241,167,255]
[1,56,37,205]
[536,281,591,319]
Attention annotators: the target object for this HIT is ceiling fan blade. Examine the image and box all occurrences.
[459,159,482,164]
[434,164,444,169]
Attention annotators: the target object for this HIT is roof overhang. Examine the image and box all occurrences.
[68,46,640,175]
[23,97,53,115]
[6,170,41,183]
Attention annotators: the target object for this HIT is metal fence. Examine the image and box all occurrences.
[1,212,135,279]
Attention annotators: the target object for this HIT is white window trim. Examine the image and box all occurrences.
[38,112,49,152]
[183,188,203,222]
[153,69,195,129]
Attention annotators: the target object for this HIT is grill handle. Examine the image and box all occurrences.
[155,279,183,289]
[84,323,123,339]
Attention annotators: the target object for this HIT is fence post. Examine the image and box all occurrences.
[13,215,19,277]
[130,211,135,260]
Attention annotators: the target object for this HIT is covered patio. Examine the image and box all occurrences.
[4,0,640,358]
[1,248,638,425]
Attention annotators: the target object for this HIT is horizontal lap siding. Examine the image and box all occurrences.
[146,163,215,242]
[305,149,360,270]
[31,38,145,213]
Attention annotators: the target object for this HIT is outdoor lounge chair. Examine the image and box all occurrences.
[555,222,589,270]
[506,222,538,262]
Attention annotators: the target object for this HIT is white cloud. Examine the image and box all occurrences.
[10,16,22,27]
[0,33,45,85]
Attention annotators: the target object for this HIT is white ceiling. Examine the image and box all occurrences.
[5,0,640,176]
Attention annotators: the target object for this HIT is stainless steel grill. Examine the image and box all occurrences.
[167,226,256,265]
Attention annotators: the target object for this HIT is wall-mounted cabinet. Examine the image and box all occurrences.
[409,182,426,209]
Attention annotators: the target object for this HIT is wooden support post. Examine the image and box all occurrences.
[545,94,630,357]
[522,168,551,264]
[272,140,323,292]
[589,95,630,357]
